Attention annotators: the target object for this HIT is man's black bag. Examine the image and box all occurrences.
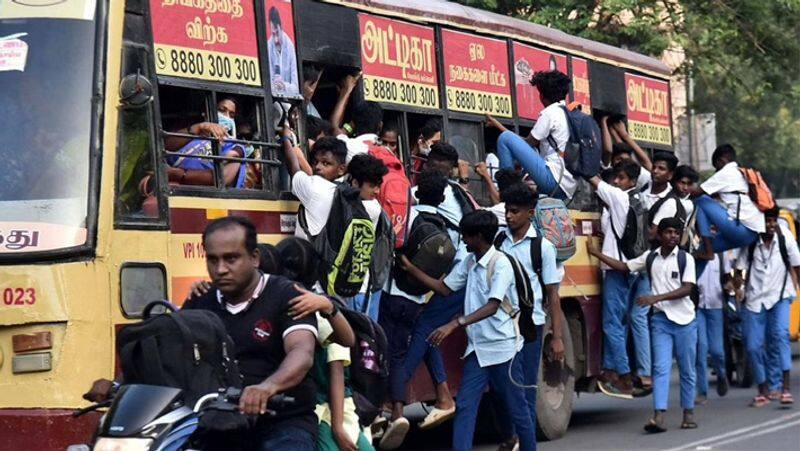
[116,303,243,405]
[393,211,456,295]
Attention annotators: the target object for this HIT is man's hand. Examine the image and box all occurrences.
[189,122,227,142]
[398,255,416,273]
[475,162,491,180]
[611,120,629,138]
[188,280,211,299]
[288,284,333,320]
[548,337,565,361]
[239,381,278,415]
[332,426,358,451]
[428,319,459,346]
[339,71,362,93]
[586,240,601,258]
[457,160,471,180]
[83,379,114,403]
[636,295,660,306]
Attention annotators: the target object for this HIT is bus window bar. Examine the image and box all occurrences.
[162,150,283,167]
[161,130,281,149]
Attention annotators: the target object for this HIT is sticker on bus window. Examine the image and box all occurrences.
[0,35,28,72]
[0,221,87,253]
[150,0,261,86]
[0,0,96,21]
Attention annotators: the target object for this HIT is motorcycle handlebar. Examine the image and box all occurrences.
[194,387,295,413]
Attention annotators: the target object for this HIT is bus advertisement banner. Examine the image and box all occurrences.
[359,14,439,110]
[512,42,567,120]
[266,0,301,99]
[571,57,591,112]
[150,0,261,86]
[625,73,672,146]
[441,29,512,118]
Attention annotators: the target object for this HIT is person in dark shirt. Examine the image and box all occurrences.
[182,216,319,450]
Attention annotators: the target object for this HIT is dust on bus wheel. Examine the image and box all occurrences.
[535,313,575,441]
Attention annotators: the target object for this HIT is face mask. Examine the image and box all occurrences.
[217,112,236,138]
[244,145,255,158]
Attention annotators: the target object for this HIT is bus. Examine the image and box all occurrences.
[0,0,674,448]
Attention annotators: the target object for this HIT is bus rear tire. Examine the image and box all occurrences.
[536,313,575,441]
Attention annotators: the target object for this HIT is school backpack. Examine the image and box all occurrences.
[611,189,649,260]
[553,105,602,179]
[533,197,576,263]
[739,167,776,212]
[491,234,540,343]
[647,192,687,247]
[368,211,396,294]
[335,301,389,427]
[393,211,457,295]
[367,142,412,248]
[449,180,479,217]
[299,183,377,298]
[745,229,792,299]
[645,249,699,304]
[117,303,243,405]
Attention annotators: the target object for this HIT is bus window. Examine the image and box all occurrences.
[406,114,443,180]
[448,120,489,206]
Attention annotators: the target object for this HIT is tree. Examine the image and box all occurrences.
[454,0,800,197]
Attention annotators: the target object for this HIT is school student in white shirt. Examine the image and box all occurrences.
[673,165,699,218]
[734,207,800,407]
[589,217,699,433]
[693,144,764,261]
[586,161,652,398]
[486,70,580,200]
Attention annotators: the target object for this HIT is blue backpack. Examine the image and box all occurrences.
[558,105,602,178]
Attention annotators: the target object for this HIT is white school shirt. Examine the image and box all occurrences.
[530,101,578,199]
[736,229,800,313]
[697,252,734,309]
[700,162,765,233]
[337,133,379,164]
[636,167,651,191]
[485,153,500,187]
[627,247,697,325]
[679,195,695,218]
[596,181,636,265]
[487,202,507,226]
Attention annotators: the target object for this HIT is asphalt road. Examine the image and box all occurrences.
[402,347,800,450]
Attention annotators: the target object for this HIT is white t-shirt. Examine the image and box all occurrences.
[487,202,506,226]
[637,167,651,191]
[736,228,800,312]
[700,162,765,233]
[627,247,697,325]
[697,252,734,309]
[530,101,578,198]
[337,133,378,164]
[596,181,635,264]
[485,153,500,187]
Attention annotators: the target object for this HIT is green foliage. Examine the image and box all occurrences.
[454,0,800,196]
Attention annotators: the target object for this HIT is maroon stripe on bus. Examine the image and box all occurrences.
[170,208,296,235]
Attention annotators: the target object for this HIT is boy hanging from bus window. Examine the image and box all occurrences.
[485,70,578,200]
[162,97,248,188]
[601,116,652,190]
[588,217,699,433]
[585,161,650,397]
[493,182,565,451]
[734,207,800,407]
[399,210,537,451]
[691,144,764,261]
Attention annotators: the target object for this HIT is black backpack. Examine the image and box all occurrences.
[449,181,477,219]
[611,189,649,260]
[645,249,699,304]
[117,304,242,405]
[335,302,389,427]
[746,230,792,300]
[491,234,539,342]
[368,211,396,295]
[548,105,602,179]
[299,183,377,298]
[393,211,457,295]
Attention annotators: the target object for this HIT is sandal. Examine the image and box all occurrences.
[644,418,667,433]
[418,406,456,430]
[780,392,794,405]
[750,395,770,408]
[497,436,519,451]
[681,420,698,429]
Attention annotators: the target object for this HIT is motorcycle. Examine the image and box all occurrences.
[68,384,293,451]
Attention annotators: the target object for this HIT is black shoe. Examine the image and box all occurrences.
[717,374,729,397]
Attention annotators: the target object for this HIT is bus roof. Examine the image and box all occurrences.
[322,0,672,78]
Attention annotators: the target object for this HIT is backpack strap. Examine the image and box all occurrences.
[677,249,687,280]
[777,230,791,300]
[645,250,658,280]
[745,240,758,289]
[529,236,547,307]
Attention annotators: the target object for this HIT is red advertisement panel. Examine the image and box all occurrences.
[625,73,672,146]
[441,29,512,117]
[359,14,439,109]
[571,57,591,112]
[512,42,567,120]
[150,0,261,86]
[266,0,301,98]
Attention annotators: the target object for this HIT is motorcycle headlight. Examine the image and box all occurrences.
[93,438,153,451]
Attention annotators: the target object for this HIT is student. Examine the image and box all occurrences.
[303,63,324,119]
[695,251,732,404]
[588,217,698,433]
[673,165,699,218]
[645,152,684,244]
[585,162,652,397]
[601,117,652,190]
[378,169,450,449]
[486,70,578,200]
[400,210,537,451]
[735,207,800,406]
[379,126,400,156]
[494,182,566,451]
[693,144,764,260]
[411,119,443,179]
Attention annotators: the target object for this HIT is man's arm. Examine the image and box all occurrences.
[601,116,613,167]
[612,121,651,171]
[586,240,631,273]
[475,162,501,205]
[164,122,227,151]
[280,125,304,176]
[636,282,694,306]
[427,299,501,347]
[330,72,361,136]
[545,283,565,360]
[239,330,315,415]
[328,360,357,451]
[397,255,454,297]
[288,285,355,347]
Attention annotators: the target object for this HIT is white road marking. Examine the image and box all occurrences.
[700,418,800,449]
[665,410,800,451]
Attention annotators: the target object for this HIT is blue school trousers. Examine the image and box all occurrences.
[694,195,759,252]
[496,131,567,200]
[602,270,652,377]
[379,294,425,402]
[453,353,536,451]
[652,313,697,411]
[695,307,726,397]
[742,298,792,389]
